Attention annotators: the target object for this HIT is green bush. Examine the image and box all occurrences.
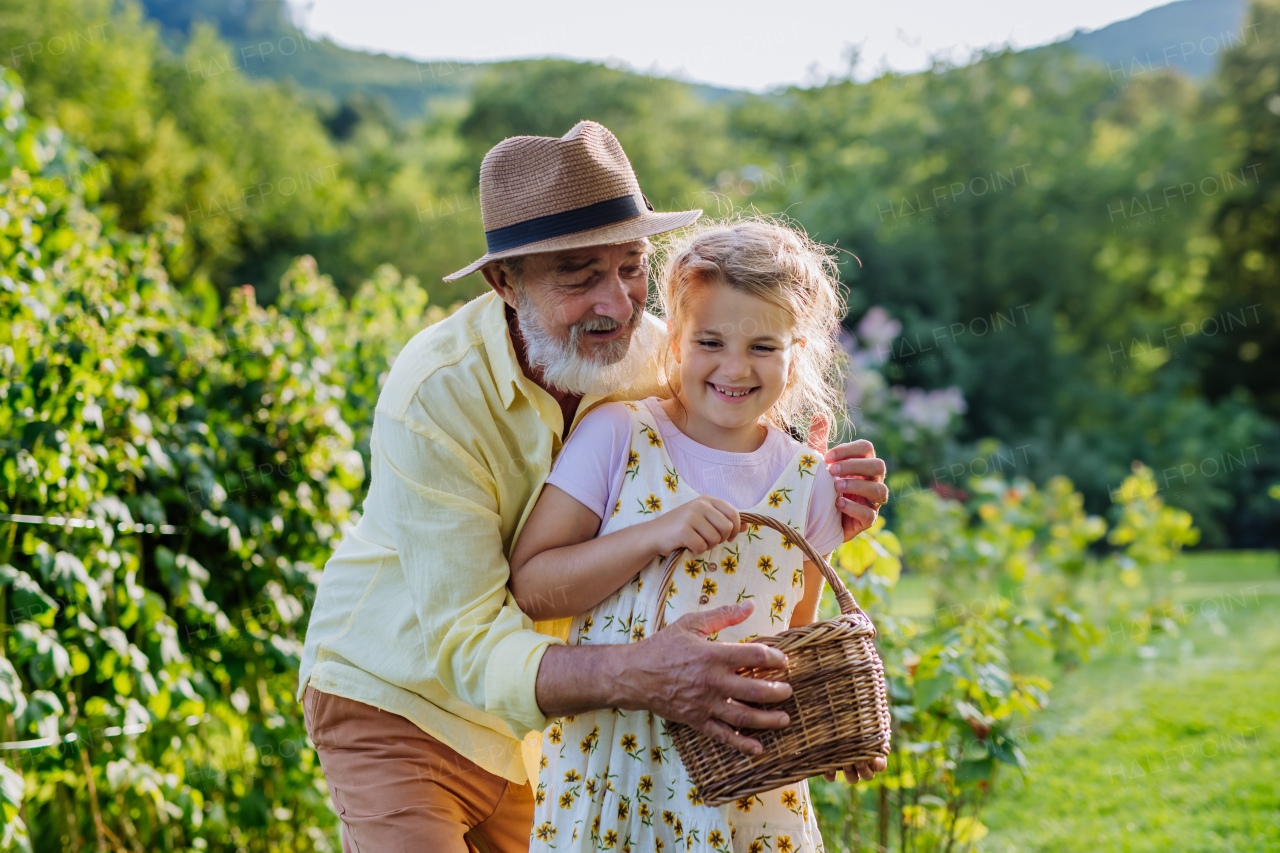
[811,465,1198,852]
[0,67,431,851]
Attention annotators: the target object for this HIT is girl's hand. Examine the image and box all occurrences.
[650,495,744,557]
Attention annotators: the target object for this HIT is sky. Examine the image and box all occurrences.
[289,0,1177,92]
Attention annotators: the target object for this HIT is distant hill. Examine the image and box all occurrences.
[1058,0,1251,80]
[138,0,1253,122]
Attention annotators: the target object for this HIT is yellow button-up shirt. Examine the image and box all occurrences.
[298,291,665,785]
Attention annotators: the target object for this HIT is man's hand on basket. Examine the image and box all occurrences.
[623,600,791,756]
[807,415,889,541]
[822,756,889,783]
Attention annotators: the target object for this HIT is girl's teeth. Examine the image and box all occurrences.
[715,385,750,397]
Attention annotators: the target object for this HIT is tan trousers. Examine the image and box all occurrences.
[303,686,535,853]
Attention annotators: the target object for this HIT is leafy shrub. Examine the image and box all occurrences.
[0,68,429,851]
[811,465,1198,852]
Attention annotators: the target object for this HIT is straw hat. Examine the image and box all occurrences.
[444,121,702,281]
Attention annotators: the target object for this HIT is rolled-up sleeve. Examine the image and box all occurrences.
[372,412,563,739]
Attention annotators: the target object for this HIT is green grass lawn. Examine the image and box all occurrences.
[977,552,1280,853]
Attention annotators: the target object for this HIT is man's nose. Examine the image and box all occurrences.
[592,271,634,323]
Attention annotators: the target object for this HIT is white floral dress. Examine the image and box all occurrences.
[530,402,827,853]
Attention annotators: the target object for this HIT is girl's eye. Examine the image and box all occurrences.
[753,345,777,353]
[697,340,722,348]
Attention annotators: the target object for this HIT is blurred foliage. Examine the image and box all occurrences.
[813,464,1199,852]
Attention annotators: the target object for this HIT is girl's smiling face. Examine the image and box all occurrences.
[669,281,799,450]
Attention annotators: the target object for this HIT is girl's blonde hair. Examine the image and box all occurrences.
[655,216,848,435]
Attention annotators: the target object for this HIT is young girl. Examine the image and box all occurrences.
[511,219,847,853]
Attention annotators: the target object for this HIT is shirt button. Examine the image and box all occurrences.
[698,595,710,605]
[707,564,717,572]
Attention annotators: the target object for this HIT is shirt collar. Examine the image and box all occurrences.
[480,291,523,412]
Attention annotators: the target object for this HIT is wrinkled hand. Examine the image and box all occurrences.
[623,601,792,755]
[807,415,889,541]
[822,755,888,783]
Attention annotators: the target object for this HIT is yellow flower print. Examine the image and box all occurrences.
[663,464,680,493]
[638,775,653,794]
[639,802,653,825]
[780,789,800,811]
[778,837,795,853]
[620,732,641,759]
[666,583,678,601]
[539,754,548,770]
[758,555,778,580]
[547,725,562,744]
[586,777,598,796]
[792,567,803,588]
[701,577,717,597]
[602,828,618,848]
[768,486,794,507]
[577,615,594,642]
[770,594,787,624]
[707,631,720,641]
[662,810,675,826]
[650,744,669,764]
[623,401,639,411]
[559,791,575,808]
[640,423,663,447]
[535,787,546,806]
[687,785,705,806]
[745,523,762,542]
[721,545,740,573]
[611,500,621,518]
[631,622,646,642]
[617,797,630,819]
[735,793,764,812]
[709,829,731,853]
[625,449,640,481]
[564,768,582,783]
[637,493,662,515]
[780,532,794,550]
[798,453,817,476]
[534,821,556,841]
[748,838,770,853]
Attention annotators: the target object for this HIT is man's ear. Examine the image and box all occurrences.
[481,261,519,308]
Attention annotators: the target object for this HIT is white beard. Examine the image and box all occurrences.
[515,289,656,397]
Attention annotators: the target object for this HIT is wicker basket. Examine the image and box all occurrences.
[652,511,891,807]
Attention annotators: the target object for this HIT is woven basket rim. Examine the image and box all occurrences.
[651,511,874,633]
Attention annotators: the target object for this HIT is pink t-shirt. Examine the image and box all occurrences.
[548,397,845,557]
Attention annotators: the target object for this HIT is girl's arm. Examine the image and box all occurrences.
[510,487,743,622]
[787,557,830,629]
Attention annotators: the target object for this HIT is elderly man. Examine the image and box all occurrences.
[298,121,889,852]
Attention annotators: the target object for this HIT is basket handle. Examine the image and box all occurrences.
[651,511,872,633]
